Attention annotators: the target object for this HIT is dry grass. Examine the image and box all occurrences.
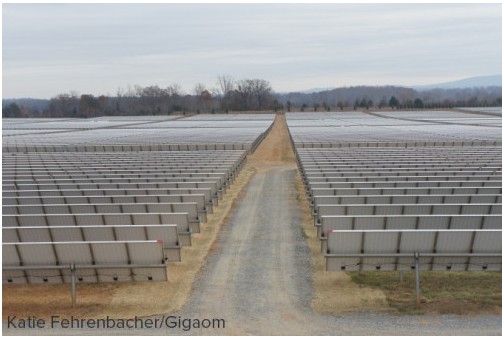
[248,115,296,167]
[350,271,502,315]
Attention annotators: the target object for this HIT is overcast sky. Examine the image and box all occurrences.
[3,3,502,98]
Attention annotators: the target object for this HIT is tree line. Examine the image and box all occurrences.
[279,86,502,112]
[3,77,502,118]
[3,76,278,118]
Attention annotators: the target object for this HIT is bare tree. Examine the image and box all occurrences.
[236,78,274,110]
[139,85,168,115]
[79,94,100,118]
[3,103,26,118]
[193,83,206,97]
[218,75,235,96]
[165,83,184,113]
[216,75,235,112]
[167,83,183,97]
[45,92,79,117]
[193,83,206,113]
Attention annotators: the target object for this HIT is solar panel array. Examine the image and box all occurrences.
[459,107,502,117]
[287,111,502,272]
[3,114,275,152]
[287,110,502,147]
[2,114,275,284]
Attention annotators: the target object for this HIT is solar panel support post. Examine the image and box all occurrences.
[70,263,76,308]
[414,252,420,308]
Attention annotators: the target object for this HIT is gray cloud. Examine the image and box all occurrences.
[3,4,502,98]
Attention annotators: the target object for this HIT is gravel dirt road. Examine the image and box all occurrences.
[3,115,501,335]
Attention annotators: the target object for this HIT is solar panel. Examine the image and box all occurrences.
[2,244,27,284]
[6,212,190,242]
[325,229,502,272]
[2,240,167,284]
[17,242,61,284]
[433,231,472,271]
[320,215,502,253]
[325,231,361,271]
[362,231,399,271]
[470,231,502,271]
[55,242,98,283]
[3,224,181,262]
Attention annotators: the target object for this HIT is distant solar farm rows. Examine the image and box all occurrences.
[287,111,502,273]
[287,110,502,148]
[2,114,275,285]
[2,114,275,152]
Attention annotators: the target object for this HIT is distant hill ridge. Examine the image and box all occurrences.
[413,75,502,91]
[294,75,502,94]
